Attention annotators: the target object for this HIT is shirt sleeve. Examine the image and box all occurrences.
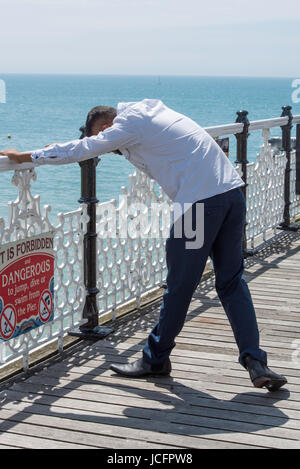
[31,120,140,165]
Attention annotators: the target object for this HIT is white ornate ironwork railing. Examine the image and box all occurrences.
[0,113,299,371]
[245,130,287,247]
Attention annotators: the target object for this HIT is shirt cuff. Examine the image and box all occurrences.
[31,149,45,162]
[31,148,58,164]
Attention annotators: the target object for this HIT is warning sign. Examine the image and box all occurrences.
[0,233,55,341]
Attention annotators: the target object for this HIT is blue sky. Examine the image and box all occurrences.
[0,0,300,76]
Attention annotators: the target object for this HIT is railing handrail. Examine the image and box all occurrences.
[205,122,244,137]
[293,115,300,124]
[0,158,34,173]
[1,114,300,173]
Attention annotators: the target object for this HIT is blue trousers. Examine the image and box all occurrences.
[143,188,267,368]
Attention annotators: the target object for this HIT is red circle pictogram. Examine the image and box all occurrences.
[39,290,53,323]
[0,304,17,340]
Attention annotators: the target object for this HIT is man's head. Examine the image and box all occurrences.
[85,105,117,137]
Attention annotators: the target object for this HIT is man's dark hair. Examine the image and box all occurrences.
[84,106,117,136]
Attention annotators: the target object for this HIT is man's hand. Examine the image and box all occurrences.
[0,148,32,163]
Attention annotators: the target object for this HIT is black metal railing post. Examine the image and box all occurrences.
[235,110,256,256]
[69,127,114,340]
[278,106,299,231]
[79,156,100,329]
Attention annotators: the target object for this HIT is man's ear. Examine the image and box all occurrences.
[102,122,113,131]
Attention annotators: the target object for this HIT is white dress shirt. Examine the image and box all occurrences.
[31,99,244,208]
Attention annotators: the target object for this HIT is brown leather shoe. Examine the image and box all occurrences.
[110,357,171,378]
[245,355,287,392]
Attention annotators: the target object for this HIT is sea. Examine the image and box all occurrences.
[0,74,299,223]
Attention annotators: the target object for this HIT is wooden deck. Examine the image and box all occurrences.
[0,231,300,449]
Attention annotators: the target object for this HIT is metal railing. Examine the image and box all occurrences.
[0,106,299,372]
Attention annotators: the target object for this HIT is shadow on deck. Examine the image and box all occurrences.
[0,231,299,449]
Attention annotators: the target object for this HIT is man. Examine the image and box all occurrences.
[0,99,287,391]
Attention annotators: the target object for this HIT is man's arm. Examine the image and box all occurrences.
[0,120,139,165]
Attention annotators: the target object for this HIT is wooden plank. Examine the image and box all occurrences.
[187,311,300,329]
[0,414,177,450]
[112,328,298,353]
[23,371,300,421]
[0,444,22,449]
[104,333,296,357]
[0,428,94,449]
[3,387,299,449]
[0,401,253,449]
[21,374,300,431]
[43,352,300,384]
[43,345,300,389]
[5,367,300,413]
[78,340,300,374]
[36,348,300,383]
